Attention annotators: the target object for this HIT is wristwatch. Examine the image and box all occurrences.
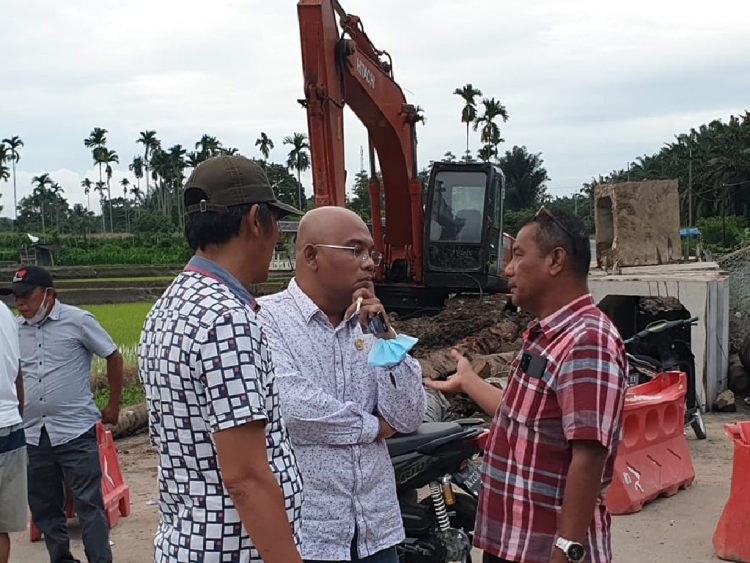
[554,537,586,562]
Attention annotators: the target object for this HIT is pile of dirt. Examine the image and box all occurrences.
[391,294,531,357]
[392,294,533,421]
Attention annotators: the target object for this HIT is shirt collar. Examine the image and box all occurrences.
[287,278,324,324]
[184,255,259,311]
[287,278,357,328]
[526,293,595,340]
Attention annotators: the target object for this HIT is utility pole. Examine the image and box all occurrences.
[688,145,693,228]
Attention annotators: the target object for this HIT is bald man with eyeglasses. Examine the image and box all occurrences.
[258,207,425,563]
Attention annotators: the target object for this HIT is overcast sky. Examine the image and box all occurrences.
[1,0,749,218]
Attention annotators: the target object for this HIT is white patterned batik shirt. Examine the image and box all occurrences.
[139,257,303,563]
[258,279,426,560]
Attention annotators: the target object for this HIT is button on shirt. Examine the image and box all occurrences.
[139,257,303,563]
[258,279,426,561]
[474,294,627,563]
[19,300,117,447]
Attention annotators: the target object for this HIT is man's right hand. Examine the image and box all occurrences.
[424,349,477,395]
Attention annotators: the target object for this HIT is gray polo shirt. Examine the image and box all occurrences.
[18,300,117,446]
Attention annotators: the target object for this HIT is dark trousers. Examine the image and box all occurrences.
[483,554,517,563]
[27,426,112,563]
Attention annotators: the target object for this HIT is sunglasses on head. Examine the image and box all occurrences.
[535,206,578,255]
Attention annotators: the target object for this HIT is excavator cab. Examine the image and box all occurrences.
[422,161,509,294]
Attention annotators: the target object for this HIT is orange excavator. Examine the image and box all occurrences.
[297,0,509,310]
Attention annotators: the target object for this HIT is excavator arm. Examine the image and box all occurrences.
[297,0,424,282]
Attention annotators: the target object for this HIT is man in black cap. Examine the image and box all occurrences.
[139,155,305,563]
[0,265,123,563]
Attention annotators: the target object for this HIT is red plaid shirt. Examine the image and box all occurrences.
[475,294,626,563]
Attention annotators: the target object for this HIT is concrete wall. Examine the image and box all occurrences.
[589,263,730,410]
[595,180,681,268]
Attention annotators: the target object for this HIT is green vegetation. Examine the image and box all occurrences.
[82,302,153,347]
[94,379,146,410]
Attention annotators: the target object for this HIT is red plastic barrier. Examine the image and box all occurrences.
[605,371,695,515]
[713,421,750,562]
[30,423,131,542]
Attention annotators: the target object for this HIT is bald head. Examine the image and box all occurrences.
[296,206,370,251]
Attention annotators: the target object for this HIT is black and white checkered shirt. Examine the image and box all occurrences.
[139,259,303,562]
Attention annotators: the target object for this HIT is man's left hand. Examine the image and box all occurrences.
[101,402,120,425]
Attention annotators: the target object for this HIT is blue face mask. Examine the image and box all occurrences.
[367,333,418,368]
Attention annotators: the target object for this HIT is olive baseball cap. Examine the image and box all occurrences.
[184,155,303,217]
[0,265,54,296]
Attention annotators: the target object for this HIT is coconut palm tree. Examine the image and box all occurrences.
[94,181,107,231]
[121,178,131,231]
[129,156,144,191]
[130,185,143,220]
[453,84,482,160]
[0,145,10,183]
[31,173,53,233]
[96,148,119,231]
[48,182,65,231]
[195,134,221,159]
[2,136,23,219]
[186,151,204,169]
[284,132,311,210]
[255,132,274,160]
[137,130,160,197]
[81,178,93,211]
[84,127,108,190]
[474,98,509,149]
[477,144,497,163]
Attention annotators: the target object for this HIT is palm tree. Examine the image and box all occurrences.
[130,185,143,220]
[255,132,274,160]
[2,136,24,219]
[31,173,53,233]
[186,151,204,169]
[81,178,93,211]
[129,156,144,191]
[120,178,130,232]
[498,146,550,211]
[195,134,221,159]
[284,132,311,210]
[474,98,509,148]
[137,130,160,197]
[477,145,497,162]
[84,127,108,190]
[453,84,482,159]
[94,147,120,233]
[94,181,107,231]
[0,145,10,183]
[48,182,65,231]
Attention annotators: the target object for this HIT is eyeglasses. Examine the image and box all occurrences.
[314,244,383,267]
[535,206,578,255]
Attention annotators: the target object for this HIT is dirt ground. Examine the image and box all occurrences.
[9,407,748,563]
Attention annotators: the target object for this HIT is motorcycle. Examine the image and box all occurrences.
[387,420,488,563]
[624,316,707,440]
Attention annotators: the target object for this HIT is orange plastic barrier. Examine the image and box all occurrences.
[713,421,750,562]
[605,371,695,515]
[30,423,131,542]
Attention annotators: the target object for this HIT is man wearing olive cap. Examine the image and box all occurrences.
[139,155,304,563]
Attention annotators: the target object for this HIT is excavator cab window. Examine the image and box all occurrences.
[428,171,487,244]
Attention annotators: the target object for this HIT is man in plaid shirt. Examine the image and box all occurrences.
[428,209,626,563]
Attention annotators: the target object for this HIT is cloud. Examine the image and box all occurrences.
[2,0,749,218]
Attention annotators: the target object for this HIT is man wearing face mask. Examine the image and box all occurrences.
[0,266,123,563]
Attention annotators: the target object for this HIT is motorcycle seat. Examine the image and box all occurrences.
[387,422,464,457]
